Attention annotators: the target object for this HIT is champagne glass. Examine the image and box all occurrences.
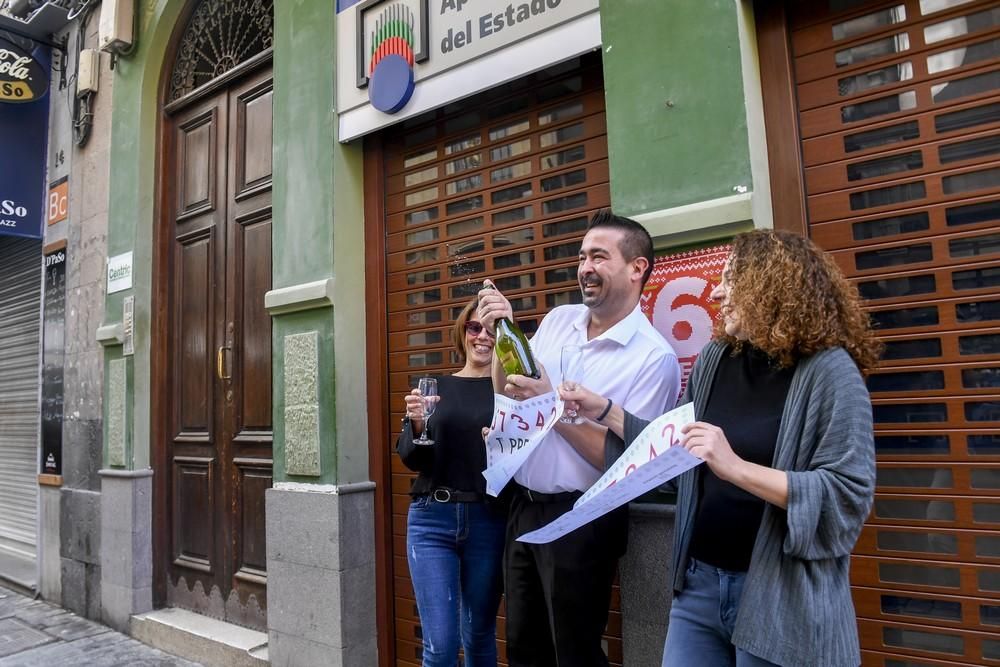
[559,345,585,424]
[414,377,438,445]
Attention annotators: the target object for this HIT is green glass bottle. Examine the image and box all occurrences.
[482,281,541,379]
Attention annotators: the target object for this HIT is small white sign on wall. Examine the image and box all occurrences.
[107,251,133,294]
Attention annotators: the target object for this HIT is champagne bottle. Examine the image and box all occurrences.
[482,281,541,379]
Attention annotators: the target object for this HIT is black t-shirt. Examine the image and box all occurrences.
[688,345,795,572]
[396,374,494,495]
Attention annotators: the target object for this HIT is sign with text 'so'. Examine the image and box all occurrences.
[0,40,50,239]
[0,38,49,104]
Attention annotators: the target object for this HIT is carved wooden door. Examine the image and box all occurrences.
[165,65,273,630]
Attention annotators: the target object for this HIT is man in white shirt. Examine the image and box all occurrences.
[478,210,681,667]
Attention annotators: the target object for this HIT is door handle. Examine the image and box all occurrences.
[217,345,232,380]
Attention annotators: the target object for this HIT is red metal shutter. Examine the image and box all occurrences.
[380,54,624,666]
[789,2,1000,665]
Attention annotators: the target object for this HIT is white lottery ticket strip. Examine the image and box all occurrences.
[482,391,563,497]
[517,403,700,544]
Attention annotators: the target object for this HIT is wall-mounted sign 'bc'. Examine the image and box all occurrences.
[0,38,49,104]
[356,0,429,114]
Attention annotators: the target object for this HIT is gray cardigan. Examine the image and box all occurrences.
[612,341,875,667]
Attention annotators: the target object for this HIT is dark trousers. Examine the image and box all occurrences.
[504,491,628,667]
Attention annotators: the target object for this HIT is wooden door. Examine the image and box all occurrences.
[376,54,619,666]
[776,1,1000,664]
[164,65,273,630]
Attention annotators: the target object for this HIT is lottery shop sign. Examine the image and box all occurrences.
[640,245,731,397]
[336,0,600,139]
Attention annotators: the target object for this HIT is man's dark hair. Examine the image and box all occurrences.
[586,209,654,286]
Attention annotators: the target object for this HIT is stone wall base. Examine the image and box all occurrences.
[620,502,676,666]
[266,482,377,667]
[99,469,153,632]
[38,485,61,602]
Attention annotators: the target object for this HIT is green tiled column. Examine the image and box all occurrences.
[266,1,375,663]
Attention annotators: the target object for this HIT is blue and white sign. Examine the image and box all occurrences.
[0,39,50,239]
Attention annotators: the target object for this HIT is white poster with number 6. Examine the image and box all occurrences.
[482,391,563,497]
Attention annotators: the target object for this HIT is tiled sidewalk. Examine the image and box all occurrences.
[0,585,201,666]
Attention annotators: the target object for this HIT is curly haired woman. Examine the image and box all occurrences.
[561,229,880,667]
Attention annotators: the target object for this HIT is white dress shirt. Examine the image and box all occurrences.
[515,304,681,493]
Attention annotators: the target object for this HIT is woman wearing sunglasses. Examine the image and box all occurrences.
[397,297,506,667]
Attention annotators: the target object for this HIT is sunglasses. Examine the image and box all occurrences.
[464,321,495,338]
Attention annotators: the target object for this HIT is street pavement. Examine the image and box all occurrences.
[0,585,202,666]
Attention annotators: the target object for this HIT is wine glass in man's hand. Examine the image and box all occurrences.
[559,345,585,424]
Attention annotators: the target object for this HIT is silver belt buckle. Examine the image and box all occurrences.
[525,488,535,502]
[432,488,452,503]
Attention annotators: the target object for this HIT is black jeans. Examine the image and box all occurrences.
[504,492,628,667]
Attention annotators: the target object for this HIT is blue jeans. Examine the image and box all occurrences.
[407,497,506,667]
[662,559,780,667]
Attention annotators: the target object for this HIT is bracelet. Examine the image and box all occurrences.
[596,398,613,422]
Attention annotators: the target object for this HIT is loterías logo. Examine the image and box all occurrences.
[357,0,429,114]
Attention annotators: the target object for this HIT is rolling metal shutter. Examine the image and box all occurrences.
[381,54,621,666]
[0,236,42,567]
[788,2,1000,665]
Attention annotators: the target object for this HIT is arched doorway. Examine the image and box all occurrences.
[154,0,274,630]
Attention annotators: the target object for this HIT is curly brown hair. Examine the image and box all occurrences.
[716,229,881,373]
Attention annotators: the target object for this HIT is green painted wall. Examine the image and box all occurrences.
[273,1,334,293]
[103,0,188,470]
[601,0,752,217]
[272,0,368,485]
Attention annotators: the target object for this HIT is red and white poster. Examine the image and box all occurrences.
[640,245,731,397]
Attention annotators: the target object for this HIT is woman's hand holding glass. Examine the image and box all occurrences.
[404,377,440,445]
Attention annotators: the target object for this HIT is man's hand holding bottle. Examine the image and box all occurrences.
[504,366,553,402]
[477,279,548,398]
[476,279,512,334]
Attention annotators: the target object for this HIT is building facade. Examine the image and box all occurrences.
[0,9,49,590]
[2,0,996,665]
[0,0,114,622]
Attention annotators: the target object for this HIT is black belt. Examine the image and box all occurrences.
[423,488,484,503]
[516,485,582,504]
